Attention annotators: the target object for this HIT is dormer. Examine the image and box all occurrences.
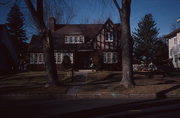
[104,18,114,42]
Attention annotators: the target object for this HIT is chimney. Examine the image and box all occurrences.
[49,17,56,32]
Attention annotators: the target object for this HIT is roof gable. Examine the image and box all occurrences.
[164,28,180,39]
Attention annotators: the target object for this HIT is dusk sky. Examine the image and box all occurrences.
[0,0,180,42]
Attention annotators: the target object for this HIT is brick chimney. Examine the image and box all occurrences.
[49,17,56,32]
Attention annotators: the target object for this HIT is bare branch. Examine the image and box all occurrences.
[113,0,122,13]
[24,0,46,31]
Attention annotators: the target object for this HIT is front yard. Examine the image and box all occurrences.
[0,71,180,97]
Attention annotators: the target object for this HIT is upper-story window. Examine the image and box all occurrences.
[65,35,84,44]
[174,37,177,45]
[105,32,113,42]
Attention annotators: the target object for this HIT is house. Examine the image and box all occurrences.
[0,25,17,73]
[29,18,122,71]
[164,28,180,68]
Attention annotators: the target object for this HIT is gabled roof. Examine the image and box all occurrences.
[29,19,121,51]
[56,24,103,37]
[164,28,180,39]
[54,18,120,38]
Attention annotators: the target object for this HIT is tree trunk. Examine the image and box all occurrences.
[120,0,135,88]
[42,30,59,87]
[25,0,59,87]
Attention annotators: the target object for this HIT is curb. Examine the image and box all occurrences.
[1,93,180,100]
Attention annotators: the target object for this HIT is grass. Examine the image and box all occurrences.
[0,71,180,96]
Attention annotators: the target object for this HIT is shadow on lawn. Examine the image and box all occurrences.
[156,84,180,99]
[89,73,121,85]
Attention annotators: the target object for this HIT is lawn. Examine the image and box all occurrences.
[0,71,180,96]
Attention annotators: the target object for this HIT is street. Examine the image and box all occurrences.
[0,98,180,118]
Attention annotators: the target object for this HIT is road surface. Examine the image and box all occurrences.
[0,98,180,118]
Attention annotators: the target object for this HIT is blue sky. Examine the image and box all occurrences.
[0,0,180,42]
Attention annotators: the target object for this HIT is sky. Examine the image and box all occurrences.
[0,0,180,42]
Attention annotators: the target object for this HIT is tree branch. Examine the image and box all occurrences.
[113,0,122,13]
[24,0,46,31]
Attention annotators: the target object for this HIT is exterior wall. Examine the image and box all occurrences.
[29,19,121,71]
[168,32,180,68]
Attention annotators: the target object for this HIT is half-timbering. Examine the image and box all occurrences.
[29,18,121,71]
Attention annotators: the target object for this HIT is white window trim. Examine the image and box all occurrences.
[105,32,114,42]
[30,53,74,65]
[30,53,45,64]
[65,35,84,44]
[103,52,118,64]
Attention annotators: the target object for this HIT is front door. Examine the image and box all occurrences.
[74,52,92,69]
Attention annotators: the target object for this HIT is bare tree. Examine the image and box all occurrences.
[43,0,76,25]
[93,17,105,24]
[80,16,90,24]
[113,0,134,88]
[24,0,59,87]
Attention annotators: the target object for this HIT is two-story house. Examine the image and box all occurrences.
[165,28,180,68]
[29,18,121,71]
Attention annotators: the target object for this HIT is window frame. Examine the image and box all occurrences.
[103,52,118,64]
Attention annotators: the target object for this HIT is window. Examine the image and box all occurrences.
[79,36,84,43]
[103,52,118,63]
[38,53,44,64]
[30,53,34,64]
[34,53,38,64]
[174,37,177,45]
[105,32,113,42]
[65,37,68,43]
[54,52,73,64]
[65,35,84,44]
[30,53,44,64]
[69,37,73,43]
[74,37,77,43]
[57,53,61,64]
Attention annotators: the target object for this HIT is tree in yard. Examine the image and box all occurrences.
[153,37,168,65]
[113,0,134,88]
[133,14,160,66]
[24,0,59,87]
[6,3,28,71]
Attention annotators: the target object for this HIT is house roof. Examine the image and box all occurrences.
[29,35,43,52]
[164,28,180,39]
[29,19,121,52]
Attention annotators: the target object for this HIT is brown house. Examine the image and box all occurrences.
[29,18,122,71]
